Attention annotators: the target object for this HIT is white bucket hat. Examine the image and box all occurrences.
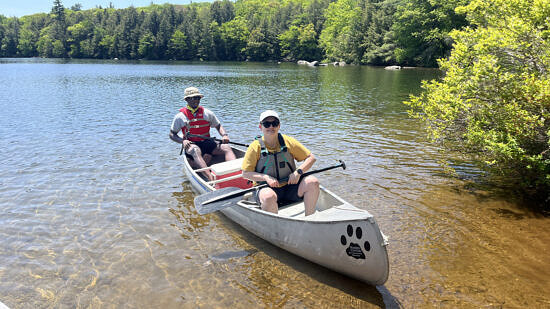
[259,110,280,123]
[184,87,204,99]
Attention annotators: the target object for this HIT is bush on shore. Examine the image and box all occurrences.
[405,0,550,210]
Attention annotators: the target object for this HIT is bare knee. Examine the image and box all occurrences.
[220,144,232,152]
[187,145,202,157]
[306,176,319,188]
[220,144,236,159]
[213,144,232,155]
[259,189,278,213]
[300,176,319,194]
[260,189,277,204]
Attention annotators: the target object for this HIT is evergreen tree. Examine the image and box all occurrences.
[392,0,469,66]
[352,0,398,65]
[50,0,67,57]
[0,0,491,66]
[1,18,20,57]
[210,0,235,25]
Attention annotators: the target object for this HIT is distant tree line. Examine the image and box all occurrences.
[0,0,470,67]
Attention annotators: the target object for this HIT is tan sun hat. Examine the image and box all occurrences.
[184,87,204,99]
[259,110,280,122]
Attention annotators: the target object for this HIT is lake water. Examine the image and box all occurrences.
[1,58,548,308]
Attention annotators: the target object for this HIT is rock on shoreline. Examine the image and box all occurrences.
[297,60,346,66]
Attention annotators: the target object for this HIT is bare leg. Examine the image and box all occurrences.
[187,145,214,181]
[223,144,236,161]
[203,153,212,166]
[213,144,236,161]
[298,176,320,216]
[188,153,211,169]
[258,188,278,214]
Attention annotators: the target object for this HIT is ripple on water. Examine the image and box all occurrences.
[0,60,548,308]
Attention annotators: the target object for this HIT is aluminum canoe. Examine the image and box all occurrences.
[183,147,389,285]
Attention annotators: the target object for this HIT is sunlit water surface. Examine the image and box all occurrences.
[0,58,548,308]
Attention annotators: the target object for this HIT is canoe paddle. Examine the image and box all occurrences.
[179,134,250,155]
[212,137,249,147]
[193,160,346,215]
[187,133,250,147]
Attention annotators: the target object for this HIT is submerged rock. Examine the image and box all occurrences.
[208,249,257,262]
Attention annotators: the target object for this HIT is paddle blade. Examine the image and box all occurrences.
[339,160,346,170]
[194,187,247,215]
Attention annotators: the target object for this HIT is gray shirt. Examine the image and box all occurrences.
[170,107,221,136]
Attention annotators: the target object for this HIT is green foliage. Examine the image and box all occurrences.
[138,32,155,59]
[50,0,67,57]
[318,0,397,65]
[168,30,188,59]
[51,39,65,57]
[0,0,519,69]
[18,27,36,56]
[210,0,235,25]
[392,0,469,66]
[406,0,550,206]
[235,0,283,29]
[279,23,320,61]
[319,0,361,63]
[67,20,93,57]
[1,17,20,57]
[37,30,53,57]
[219,17,249,60]
[245,25,276,61]
[354,0,398,65]
[11,13,51,56]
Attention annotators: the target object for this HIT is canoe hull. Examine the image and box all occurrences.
[221,204,389,285]
[183,149,389,285]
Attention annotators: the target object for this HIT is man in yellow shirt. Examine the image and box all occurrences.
[241,110,320,216]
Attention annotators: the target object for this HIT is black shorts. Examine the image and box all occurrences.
[186,139,218,156]
[255,184,303,206]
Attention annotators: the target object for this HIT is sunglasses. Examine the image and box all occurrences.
[262,120,280,128]
[188,96,201,100]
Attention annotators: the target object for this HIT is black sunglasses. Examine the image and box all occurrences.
[262,120,280,128]
[188,96,201,100]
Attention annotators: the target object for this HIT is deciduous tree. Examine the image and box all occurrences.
[406,0,550,207]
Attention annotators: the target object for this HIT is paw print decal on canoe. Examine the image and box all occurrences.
[341,224,371,259]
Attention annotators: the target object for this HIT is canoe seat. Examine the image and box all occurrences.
[278,202,372,220]
[278,202,306,217]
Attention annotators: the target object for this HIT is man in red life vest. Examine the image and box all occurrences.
[170,86,236,181]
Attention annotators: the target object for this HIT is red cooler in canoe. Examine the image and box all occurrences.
[209,158,251,189]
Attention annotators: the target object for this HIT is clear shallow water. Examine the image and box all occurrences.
[0,58,549,308]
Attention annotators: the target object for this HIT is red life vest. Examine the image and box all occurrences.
[180,106,211,142]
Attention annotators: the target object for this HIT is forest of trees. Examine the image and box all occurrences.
[0,0,470,67]
[1,0,547,207]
